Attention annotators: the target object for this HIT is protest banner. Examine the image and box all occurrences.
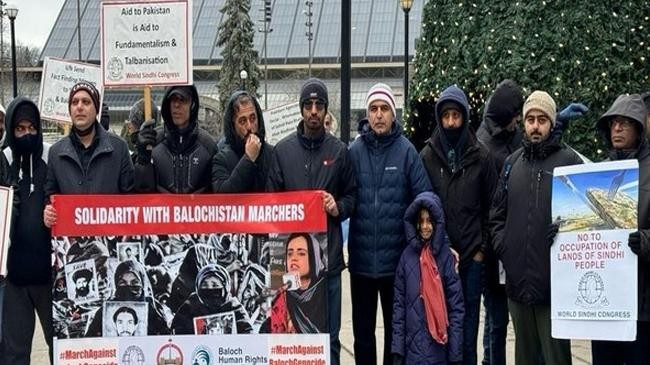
[52,191,329,364]
[39,57,103,124]
[0,186,12,276]
[264,102,302,145]
[551,160,638,340]
[101,0,193,87]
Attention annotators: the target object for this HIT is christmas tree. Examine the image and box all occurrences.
[407,1,649,159]
[217,0,261,112]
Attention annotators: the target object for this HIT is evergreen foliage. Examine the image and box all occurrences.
[407,1,650,159]
[217,0,261,112]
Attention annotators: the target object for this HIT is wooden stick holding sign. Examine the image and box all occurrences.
[142,86,154,151]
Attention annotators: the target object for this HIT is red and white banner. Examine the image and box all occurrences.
[51,191,326,236]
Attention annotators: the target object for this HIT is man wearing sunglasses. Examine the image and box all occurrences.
[267,78,356,365]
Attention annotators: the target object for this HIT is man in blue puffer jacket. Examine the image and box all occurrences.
[348,83,431,364]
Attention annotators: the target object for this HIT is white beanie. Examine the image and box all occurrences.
[366,83,397,117]
[523,91,557,126]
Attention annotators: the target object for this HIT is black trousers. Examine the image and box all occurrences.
[350,273,395,365]
[591,321,650,365]
[2,281,53,365]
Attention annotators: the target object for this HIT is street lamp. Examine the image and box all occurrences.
[6,4,17,98]
[304,1,314,77]
[399,0,413,113]
[239,70,248,90]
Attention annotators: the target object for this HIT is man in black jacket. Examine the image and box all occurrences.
[1,98,53,364]
[134,85,217,193]
[491,90,582,365]
[267,78,356,365]
[420,84,497,365]
[212,91,272,193]
[591,93,650,365]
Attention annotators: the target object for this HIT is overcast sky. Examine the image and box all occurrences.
[8,0,65,49]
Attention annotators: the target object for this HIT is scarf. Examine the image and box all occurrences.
[420,242,448,344]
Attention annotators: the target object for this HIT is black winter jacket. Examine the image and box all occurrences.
[267,122,356,275]
[491,137,583,305]
[597,93,650,321]
[3,98,51,285]
[135,85,217,193]
[212,91,273,193]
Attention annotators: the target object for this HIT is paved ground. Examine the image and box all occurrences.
[31,269,592,364]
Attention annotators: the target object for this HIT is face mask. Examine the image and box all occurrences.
[199,288,226,305]
[115,285,142,300]
[14,134,38,155]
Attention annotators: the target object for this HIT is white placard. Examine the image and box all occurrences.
[39,57,103,124]
[551,159,638,340]
[101,0,193,87]
[264,102,302,145]
[0,186,12,276]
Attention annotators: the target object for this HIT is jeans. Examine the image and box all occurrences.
[460,259,484,365]
[482,288,509,365]
[328,273,342,365]
[350,273,394,365]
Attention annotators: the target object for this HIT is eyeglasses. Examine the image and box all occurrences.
[609,117,634,130]
[302,100,325,111]
[15,124,37,134]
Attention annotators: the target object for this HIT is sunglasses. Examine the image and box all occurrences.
[302,100,325,111]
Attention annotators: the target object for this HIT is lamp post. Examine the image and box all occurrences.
[6,4,17,98]
[239,70,248,90]
[399,0,413,113]
[304,1,313,78]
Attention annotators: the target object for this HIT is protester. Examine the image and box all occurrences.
[1,97,53,364]
[44,81,134,227]
[122,98,160,154]
[348,83,431,364]
[212,91,272,193]
[392,191,463,365]
[267,78,356,365]
[490,90,581,365]
[591,93,650,364]
[420,84,497,365]
[134,84,216,193]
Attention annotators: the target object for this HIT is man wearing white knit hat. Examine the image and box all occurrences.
[348,82,431,364]
[491,90,582,365]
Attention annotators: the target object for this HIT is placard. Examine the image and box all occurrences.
[264,102,302,145]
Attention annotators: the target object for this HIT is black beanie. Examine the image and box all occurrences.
[14,103,39,127]
[69,81,101,114]
[299,78,329,108]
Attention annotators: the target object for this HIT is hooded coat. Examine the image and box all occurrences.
[420,85,498,265]
[490,123,583,305]
[348,119,431,277]
[267,121,357,275]
[392,192,464,364]
[596,93,650,321]
[172,264,252,335]
[3,97,51,286]
[476,80,524,291]
[135,85,217,193]
[211,91,273,192]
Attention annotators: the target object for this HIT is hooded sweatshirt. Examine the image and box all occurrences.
[3,97,51,286]
[211,91,273,192]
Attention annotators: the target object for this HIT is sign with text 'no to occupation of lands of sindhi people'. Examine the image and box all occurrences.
[101,0,193,87]
[0,187,13,276]
[550,160,639,341]
[39,57,103,124]
[51,191,329,365]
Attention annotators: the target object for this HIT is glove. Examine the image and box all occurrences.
[547,222,560,247]
[556,103,589,124]
[628,231,641,255]
[392,354,403,365]
[136,119,157,164]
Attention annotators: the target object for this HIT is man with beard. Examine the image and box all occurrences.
[267,78,356,365]
[85,260,171,337]
[1,97,53,364]
[590,93,650,364]
[212,91,272,192]
[113,306,138,337]
[134,85,216,193]
[73,269,93,299]
[490,91,582,365]
[172,264,252,335]
[44,81,134,228]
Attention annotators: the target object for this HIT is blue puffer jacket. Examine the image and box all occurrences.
[392,192,464,364]
[348,119,431,277]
